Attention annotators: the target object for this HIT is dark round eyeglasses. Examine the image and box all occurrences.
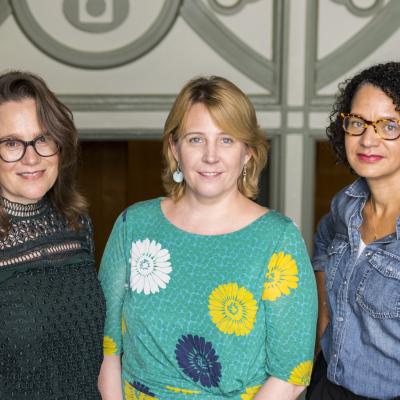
[0,135,59,163]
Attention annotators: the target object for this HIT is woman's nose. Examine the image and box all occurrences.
[202,142,218,163]
[359,125,380,147]
[20,144,41,165]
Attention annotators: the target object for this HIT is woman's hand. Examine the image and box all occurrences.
[98,355,123,400]
[254,376,305,399]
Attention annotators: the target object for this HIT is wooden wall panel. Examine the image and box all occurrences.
[314,141,355,231]
[127,141,164,204]
[77,140,164,265]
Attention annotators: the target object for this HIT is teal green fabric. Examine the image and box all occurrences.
[99,198,317,400]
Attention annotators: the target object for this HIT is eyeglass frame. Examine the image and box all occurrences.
[0,135,59,163]
[340,112,400,141]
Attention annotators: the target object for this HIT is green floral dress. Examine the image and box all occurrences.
[99,198,317,400]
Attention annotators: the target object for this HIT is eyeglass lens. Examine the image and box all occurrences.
[343,114,400,140]
[0,136,58,162]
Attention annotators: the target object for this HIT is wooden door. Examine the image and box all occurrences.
[77,140,164,265]
[314,140,355,231]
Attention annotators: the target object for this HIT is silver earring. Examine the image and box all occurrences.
[242,164,247,182]
[173,163,184,183]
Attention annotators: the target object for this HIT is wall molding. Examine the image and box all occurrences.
[0,0,10,25]
[10,0,181,68]
[315,0,400,93]
[180,0,278,95]
[61,94,288,113]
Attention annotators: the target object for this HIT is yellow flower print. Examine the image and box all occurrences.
[125,381,157,399]
[241,385,262,400]
[209,282,258,336]
[288,360,313,385]
[262,252,299,301]
[103,336,117,356]
[165,385,201,394]
[122,316,126,336]
[125,381,136,400]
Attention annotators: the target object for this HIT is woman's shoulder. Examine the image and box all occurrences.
[104,198,163,242]
[120,197,162,222]
[331,178,367,206]
[263,209,296,228]
[248,210,302,244]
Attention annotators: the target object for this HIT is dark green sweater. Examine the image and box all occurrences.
[0,197,105,399]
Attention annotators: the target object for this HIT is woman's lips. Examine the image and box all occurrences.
[18,170,45,179]
[357,153,383,163]
[198,171,222,178]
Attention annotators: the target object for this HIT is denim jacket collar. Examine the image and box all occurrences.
[344,177,400,240]
[344,178,369,198]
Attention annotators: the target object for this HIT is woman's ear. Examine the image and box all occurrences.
[169,135,180,163]
[244,145,253,165]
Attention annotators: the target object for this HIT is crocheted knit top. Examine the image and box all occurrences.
[0,197,105,400]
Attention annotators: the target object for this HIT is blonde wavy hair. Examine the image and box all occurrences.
[162,76,269,201]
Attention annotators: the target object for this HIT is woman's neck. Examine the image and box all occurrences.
[361,178,400,243]
[1,196,47,218]
[162,191,266,235]
[367,177,400,215]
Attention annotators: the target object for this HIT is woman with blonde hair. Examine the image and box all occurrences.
[99,76,317,400]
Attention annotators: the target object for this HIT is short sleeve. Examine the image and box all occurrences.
[312,212,335,272]
[263,221,317,386]
[98,212,128,356]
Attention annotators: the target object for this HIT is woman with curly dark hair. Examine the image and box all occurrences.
[0,71,105,399]
[307,62,400,400]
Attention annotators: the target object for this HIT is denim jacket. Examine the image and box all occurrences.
[313,178,400,399]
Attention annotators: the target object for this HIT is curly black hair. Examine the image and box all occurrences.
[327,62,400,168]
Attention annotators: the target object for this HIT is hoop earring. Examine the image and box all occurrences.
[242,164,247,182]
[172,162,184,183]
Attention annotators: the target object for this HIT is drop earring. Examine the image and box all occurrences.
[173,162,184,183]
[242,164,247,182]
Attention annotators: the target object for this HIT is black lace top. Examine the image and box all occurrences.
[0,197,105,399]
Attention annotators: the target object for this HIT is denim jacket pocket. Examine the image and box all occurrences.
[326,234,349,290]
[356,249,400,319]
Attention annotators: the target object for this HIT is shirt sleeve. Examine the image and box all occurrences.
[98,212,128,356]
[312,211,335,272]
[263,221,318,386]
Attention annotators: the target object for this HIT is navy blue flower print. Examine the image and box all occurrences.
[132,381,155,397]
[175,334,222,387]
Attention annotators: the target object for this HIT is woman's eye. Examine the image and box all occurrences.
[221,137,234,144]
[188,136,203,144]
[384,121,399,132]
[386,124,395,132]
[5,140,19,148]
[36,135,47,143]
[351,120,363,128]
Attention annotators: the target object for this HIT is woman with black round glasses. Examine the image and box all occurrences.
[307,62,400,400]
[0,71,105,399]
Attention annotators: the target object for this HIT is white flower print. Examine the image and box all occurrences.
[130,239,172,295]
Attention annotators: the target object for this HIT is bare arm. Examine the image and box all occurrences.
[315,271,329,355]
[254,376,305,400]
[98,355,123,400]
